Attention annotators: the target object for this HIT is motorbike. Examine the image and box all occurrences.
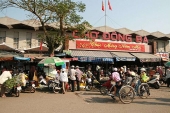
[48,77,62,93]
[21,80,36,93]
[84,75,101,91]
[159,74,168,86]
[6,84,21,97]
[147,73,161,89]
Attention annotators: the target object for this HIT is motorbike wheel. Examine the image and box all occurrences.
[154,82,160,89]
[138,83,150,99]
[53,83,61,94]
[48,82,55,91]
[100,86,108,95]
[30,87,36,93]
[159,80,165,86]
[119,85,135,104]
[15,90,20,97]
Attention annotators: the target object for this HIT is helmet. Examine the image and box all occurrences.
[113,68,118,71]
[140,68,146,72]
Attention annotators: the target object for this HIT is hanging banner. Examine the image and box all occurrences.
[76,40,145,52]
[155,52,169,61]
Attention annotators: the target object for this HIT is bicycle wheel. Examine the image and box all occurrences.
[138,83,150,99]
[119,85,135,104]
[100,86,108,95]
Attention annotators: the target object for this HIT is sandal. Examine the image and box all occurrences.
[1,95,6,98]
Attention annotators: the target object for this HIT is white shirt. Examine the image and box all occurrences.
[60,72,68,82]
[70,69,76,80]
[0,71,12,84]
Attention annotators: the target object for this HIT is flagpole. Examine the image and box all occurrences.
[105,0,106,32]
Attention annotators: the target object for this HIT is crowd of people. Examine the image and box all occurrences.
[1,64,170,97]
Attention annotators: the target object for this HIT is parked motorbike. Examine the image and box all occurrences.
[84,75,101,91]
[21,80,36,93]
[6,84,21,97]
[147,73,161,89]
[48,77,62,93]
[159,74,168,85]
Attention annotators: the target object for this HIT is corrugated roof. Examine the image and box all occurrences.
[165,33,170,38]
[92,26,115,32]
[111,52,135,58]
[150,31,166,38]
[0,16,170,39]
[115,28,134,35]
[71,50,112,58]
[21,19,41,27]
[131,53,160,59]
[134,30,150,36]
[24,45,48,52]
[0,16,19,25]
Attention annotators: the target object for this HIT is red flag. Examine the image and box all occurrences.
[108,0,112,10]
[40,41,42,50]
[102,0,104,11]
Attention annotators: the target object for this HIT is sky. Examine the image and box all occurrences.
[0,0,170,34]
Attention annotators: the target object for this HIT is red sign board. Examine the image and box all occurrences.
[76,40,145,52]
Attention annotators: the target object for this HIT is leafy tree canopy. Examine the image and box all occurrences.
[0,0,92,56]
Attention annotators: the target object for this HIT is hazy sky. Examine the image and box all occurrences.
[0,0,170,34]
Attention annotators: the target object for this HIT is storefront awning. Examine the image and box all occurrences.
[14,57,31,61]
[0,57,13,61]
[111,52,136,61]
[71,50,113,62]
[71,50,112,57]
[130,53,161,62]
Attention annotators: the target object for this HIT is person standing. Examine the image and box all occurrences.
[60,68,68,94]
[0,69,12,97]
[75,66,83,91]
[69,65,76,92]
[166,67,170,87]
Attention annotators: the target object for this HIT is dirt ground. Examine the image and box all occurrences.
[0,85,170,113]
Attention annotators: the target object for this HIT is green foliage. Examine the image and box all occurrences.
[4,74,23,90]
[0,0,92,56]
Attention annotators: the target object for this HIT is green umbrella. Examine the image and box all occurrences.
[38,57,64,67]
[165,61,170,67]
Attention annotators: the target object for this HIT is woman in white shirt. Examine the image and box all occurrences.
[60,68,68,94]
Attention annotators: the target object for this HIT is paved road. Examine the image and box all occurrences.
[0,86,170,113]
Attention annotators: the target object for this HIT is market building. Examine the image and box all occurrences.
[0,16,170,72]
[68,26,169,70]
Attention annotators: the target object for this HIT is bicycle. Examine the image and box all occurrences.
[100,79,135,104]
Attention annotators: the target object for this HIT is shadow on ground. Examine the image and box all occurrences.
[35,87,58,94]
[133,97,170,106]
[75,91,120,104]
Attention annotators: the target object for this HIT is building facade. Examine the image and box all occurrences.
[0,16,170,66]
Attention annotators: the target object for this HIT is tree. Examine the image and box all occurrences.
[0,0,91,56]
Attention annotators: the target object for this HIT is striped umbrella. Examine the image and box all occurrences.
[38,57,64,67]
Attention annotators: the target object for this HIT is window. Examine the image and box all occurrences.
[14,32,19,49]
[156,41,158,52]
[0,31,6,43]
[37,33,44,46]
[162,41,165,52]
[26,32,32,48]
